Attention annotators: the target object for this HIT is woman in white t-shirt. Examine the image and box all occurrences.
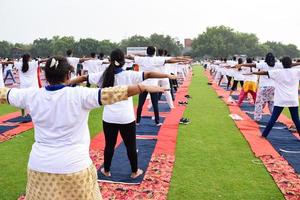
[0,56,165,200]
[13,54,47,116]
[237,53,282,121]
[246,57,300,137]
[71,49,175,179]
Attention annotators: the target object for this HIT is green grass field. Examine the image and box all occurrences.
[0,67,283,200]
[168,67,283,200]
[0,104,18,116]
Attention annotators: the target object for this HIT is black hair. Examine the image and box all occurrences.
[102,49,125,88]
[90,52,96,58]
[99,53,104,60]
[158,49,164,56]
[224,58,227,62]
[66,49,73,56]
[265,53,276,67]
[281,56,292,68]
[232,56,236,61]
[45,56,73,85]
[238,58,243,64]
[164,50,168,56]
[22,54,30,73]
[246,57,253,63]
[146,46,156,56]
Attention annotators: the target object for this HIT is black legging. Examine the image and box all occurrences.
[226,75,232,89]
[103,121,137,173]
[136,92,160,124]
[231,80,244,91]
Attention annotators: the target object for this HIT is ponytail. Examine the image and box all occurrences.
[101,64,115,88]
[22,54,30,73]
[101,49,125,88]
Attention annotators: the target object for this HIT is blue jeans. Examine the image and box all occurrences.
[4,70,16,83]
[262,106,300,137]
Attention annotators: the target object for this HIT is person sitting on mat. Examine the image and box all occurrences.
[244,56,300,137]
[70,49,176,179]
[0,56,165,200]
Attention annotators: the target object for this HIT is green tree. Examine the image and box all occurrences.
[192,26,237,58]
[74,38,100,56]
[51,36,75,56]
[98,40,118,55]
[0,41,13,58]
[31,38,53,57]
[149,33,182,55]
[119,35,150,52]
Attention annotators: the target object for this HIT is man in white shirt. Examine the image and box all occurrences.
[82,52,108,87]
[66,49,91,79]
[129,46,187,126]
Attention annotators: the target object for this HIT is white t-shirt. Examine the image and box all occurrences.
[225,61,236,77]
[66,57,80,78]
[82,59,103,74]
[0,64,4,88]
[134,56,166,86]
[256,62,283,87]
[233,68,245,81]
[14,61,39,88]
[89,70,144,124]
[268,68,300,107]
[8,86,101,174]
[243,67,258,82]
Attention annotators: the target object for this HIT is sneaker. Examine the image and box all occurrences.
[156,123,163,126]
[178,101,188,106]
[179,118,190,125]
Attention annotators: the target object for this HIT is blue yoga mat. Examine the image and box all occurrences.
[5,115,32,123]
[160,94,176,102]
[239,101,300,174]
[98,139,157,184]
[0,125,18,134]
[149,102,171,112]
[136,116,165,136]
[259,126,300,173]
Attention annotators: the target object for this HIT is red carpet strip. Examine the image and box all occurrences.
[205,71,300,200]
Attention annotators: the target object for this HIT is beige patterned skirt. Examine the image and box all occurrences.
[25,165,102,200]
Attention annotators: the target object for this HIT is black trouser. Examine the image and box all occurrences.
[231,80,244,91]
[226,75,232,89]
[86,78,91,88]
[103,121,137,173]
[136,92,160,124]
[169,79,175,100]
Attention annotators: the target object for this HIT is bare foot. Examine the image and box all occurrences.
[130,169,143,179]
[100,168,111,177]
